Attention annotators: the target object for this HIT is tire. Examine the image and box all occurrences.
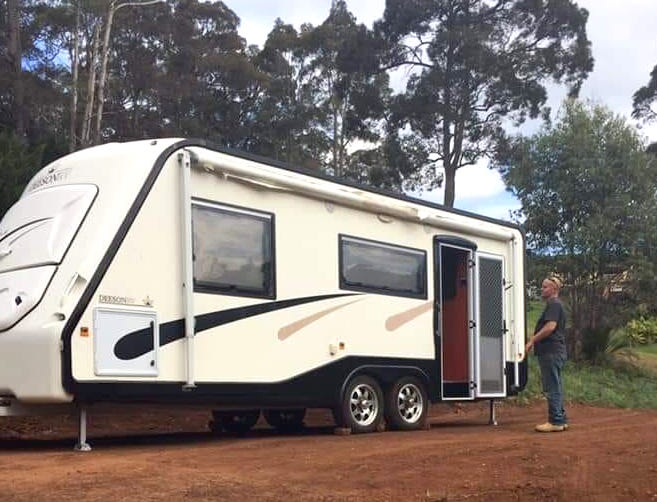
[208,418,222,434]
[264,409,306,431]
[338,375,384,434]
[214,409,260,434]
[385,376,429,431]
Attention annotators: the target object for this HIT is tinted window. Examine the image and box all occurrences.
[340,236,427,298]
[192,202,274,298]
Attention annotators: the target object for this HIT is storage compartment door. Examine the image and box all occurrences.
[475,254,506,397]
[93,307,158,377]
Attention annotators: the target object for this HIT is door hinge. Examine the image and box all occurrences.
[469,320,477,329]
[468,259,476,269]
[470,381,477,389]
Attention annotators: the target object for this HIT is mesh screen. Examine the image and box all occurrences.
[478,257,504,394]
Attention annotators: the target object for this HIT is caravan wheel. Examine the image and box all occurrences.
[385,377,428,430]
[339,375,384,433]
[215,409,260,434]
[264,409,306,431]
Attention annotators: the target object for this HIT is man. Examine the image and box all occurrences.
[525,276,568,432]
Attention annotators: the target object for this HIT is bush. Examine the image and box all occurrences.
[580,326,635,364]
[0,132,44,217]
[625,317,657,345]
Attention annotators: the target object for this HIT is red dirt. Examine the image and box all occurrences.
[1,401,657,501]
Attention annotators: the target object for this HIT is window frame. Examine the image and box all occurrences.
[338,234,428,299]
[191,198,276,299]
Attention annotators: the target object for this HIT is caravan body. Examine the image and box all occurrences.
[0,139,527,431]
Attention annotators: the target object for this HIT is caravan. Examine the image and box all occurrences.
[0,139,527,447]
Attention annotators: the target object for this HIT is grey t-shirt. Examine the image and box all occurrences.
[534,297,567,357]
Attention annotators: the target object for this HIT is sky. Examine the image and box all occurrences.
[230,0,657,221]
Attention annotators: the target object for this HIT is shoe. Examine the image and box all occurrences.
[535,422,566,432]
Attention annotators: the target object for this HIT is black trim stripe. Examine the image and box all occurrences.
[114,294,357,360]
[72,355,439,407]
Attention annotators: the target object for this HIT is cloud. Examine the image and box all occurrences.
[233,0,385,48]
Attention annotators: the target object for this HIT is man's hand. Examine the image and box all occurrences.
[523,321,556,361]
[522,337,535,361]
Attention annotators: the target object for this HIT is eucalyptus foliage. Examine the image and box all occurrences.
[377,0,594,206]
[498,100,657,356]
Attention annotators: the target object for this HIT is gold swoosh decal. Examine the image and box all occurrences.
[278,298,365,341]
[386,301,433,331]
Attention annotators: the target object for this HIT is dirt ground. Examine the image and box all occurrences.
[1,401,657,501]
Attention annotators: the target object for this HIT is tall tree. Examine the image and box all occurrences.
[378,0,594,207]
[0,132,43,217]
[497,100,657,357]
[93,0,164,145]
[6,0,25,137]
[248,20,325,169]
[143,0,264,144]
[0,0,69,160]
[297,1,390,178]
[248,3,396,185]
[632,64,657,123]
[633,64,657,154]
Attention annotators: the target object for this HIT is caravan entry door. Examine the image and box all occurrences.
[434,238,476,400]
[475,254,507,398]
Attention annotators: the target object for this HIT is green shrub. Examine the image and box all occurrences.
[581,326,611,361]
[0,132,44,217]
[580,326,635,364]
[625,317,657,345]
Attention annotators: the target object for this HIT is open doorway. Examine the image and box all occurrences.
[437,243,473,399]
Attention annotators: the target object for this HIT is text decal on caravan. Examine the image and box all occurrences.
[99,294,137,306]
[26,167,72,192]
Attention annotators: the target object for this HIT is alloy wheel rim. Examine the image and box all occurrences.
[397,383,423,423]
[349,383,379,426]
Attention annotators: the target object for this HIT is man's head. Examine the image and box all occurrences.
[541,276,562,300]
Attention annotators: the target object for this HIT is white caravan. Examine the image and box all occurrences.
[0,139,527,446]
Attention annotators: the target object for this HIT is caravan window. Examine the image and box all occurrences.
[192,201,275,299]
[339,235,427,299]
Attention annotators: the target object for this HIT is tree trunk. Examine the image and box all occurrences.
[94,1,117,145]
[69,1,81,152]
[7,0,25,138]
[332,105,339,177]
[443,161,456,208]
[81,22,101,147]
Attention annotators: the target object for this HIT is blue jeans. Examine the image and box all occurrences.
[537,353,568,425]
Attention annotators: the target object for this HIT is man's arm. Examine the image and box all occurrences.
[524,321,557,356]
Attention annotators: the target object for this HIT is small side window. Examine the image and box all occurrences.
[192,201,275,299]
[339,235,427,299]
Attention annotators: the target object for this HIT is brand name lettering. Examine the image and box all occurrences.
[27,169,71,192]
[99,295,136,305]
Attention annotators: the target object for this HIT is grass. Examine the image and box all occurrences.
[526,300,543,334]
[517,356,657,409]
[633,343,657,374]
[518,300,657,410]
[635,343,657,356]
